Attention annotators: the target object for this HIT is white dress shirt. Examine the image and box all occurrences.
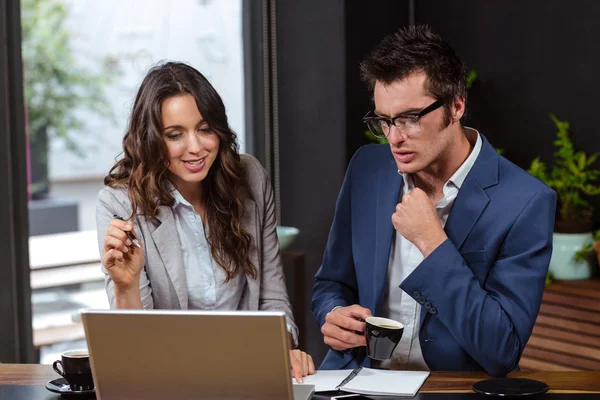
[171,188,246,310]
[379,128,482,370]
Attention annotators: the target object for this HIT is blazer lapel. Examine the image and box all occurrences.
[444,136,498,250]
[150,206,188,309]
[241,196,260,310]
[373,159,403,314]
[444,179,490,250]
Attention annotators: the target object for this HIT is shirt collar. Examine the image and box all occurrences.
[446,127,482,190]
[400,127,482,192]
[168,182,193,209]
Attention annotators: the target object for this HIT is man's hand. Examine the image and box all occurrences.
[290,349,315,383]
[392,187,448,257]
[321,305,372,351]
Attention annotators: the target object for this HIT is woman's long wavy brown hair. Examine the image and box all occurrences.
[105,61,256,281]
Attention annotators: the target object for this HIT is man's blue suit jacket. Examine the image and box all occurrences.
[312,134,556,378]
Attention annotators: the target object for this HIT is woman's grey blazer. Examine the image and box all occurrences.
[96,154,298,344]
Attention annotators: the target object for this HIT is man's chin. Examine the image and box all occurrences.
[396,163,420,175]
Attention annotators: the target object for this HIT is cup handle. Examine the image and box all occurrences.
[53,360,65,377]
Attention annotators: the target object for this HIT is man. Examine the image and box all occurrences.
[312,25,556,378]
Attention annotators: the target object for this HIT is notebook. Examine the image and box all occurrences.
[294,368,429,396]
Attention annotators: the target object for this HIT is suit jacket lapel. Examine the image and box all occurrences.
[373,159,403,314]
[444,179,490,250]
[241,196,260,310]
[444,136,498,250]
[150,206,188,309]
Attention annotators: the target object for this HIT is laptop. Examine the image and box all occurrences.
[81,309,314,400]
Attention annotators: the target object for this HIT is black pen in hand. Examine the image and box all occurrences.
[113,214,142,248]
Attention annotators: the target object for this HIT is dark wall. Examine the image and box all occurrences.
[345,0,411,163]
[415,0,600,223]
[275,0,414,366]
[276,0,347,365]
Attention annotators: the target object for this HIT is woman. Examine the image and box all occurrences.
[96,62,314,381]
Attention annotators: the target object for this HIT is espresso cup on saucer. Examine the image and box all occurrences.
[52,349,94,391]
[364,317,404,360]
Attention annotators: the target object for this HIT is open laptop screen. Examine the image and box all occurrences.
[81,309,297,400]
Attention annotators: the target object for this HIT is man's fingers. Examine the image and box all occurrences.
[324,336,355,351]
[322,322,365,345]
[326,311,366,332]
[344,305,373,321]
[322,324,365,348]
[322,305,371,351]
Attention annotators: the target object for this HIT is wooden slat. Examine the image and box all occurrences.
[527,336,600,361]
[545,282,600,299]
[523,347,600,370]
[548,279,600,290]
[538,303,600,324]
[532,324,600,348]
[519,356,579,371]
[535,314,600,337]
[542,291,600,312]
[545,285,600,300]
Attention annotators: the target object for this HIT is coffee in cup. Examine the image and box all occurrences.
[52,349,94,391]
[364,317,404,360]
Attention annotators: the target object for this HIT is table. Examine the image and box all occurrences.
[1,364,599,399]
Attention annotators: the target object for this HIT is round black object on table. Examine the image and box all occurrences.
[473,378,549,397]
[45,378,96,397]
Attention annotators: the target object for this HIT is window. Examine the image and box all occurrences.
[22,0,246,363]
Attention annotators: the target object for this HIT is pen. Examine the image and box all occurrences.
[335,366,362,390]
[113,214,142,248]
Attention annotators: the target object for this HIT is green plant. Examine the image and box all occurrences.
[574,230,600,262]
[21,0,118,195]
[528,114,600,232]
[466,69,478,90]
[545,270,552,286]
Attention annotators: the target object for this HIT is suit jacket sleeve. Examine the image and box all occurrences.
[401,189,557,377]
[246,157,299,347]
[96,187,154,310]
[311,148,362,329]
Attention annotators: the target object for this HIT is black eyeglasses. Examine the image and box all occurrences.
[362,99,444,138]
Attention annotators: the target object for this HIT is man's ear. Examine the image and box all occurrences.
[451,96,466,122]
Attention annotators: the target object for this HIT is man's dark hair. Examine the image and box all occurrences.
[360,25,468,124]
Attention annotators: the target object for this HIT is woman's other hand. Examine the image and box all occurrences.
[290,349,315,384]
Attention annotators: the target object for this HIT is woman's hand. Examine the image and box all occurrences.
[102,218,145,289]
[290,349,315,383]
